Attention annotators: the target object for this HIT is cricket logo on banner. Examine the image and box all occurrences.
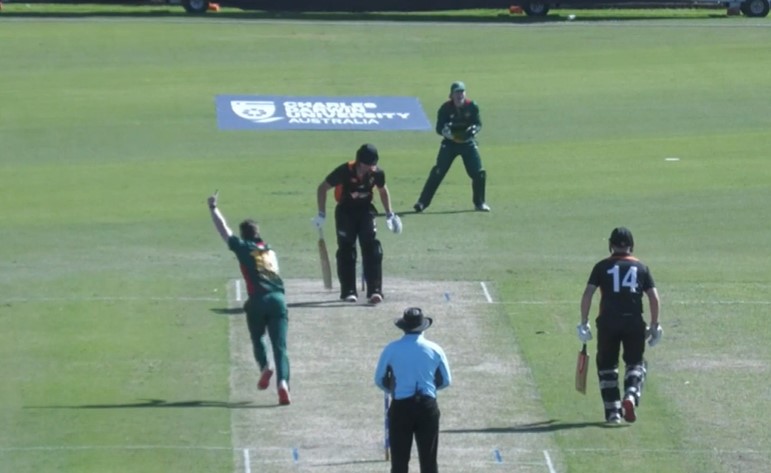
[216,95,432,131]
[231,101,283,124]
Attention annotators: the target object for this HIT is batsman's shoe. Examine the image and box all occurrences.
[278,382,291,406]
[342,294,357,303]
[622,396,637,423]
[475,203,491,212]
[257,368,273,391]
[413,202,426,213]
[607,412,622,424]
[369,293,383,304]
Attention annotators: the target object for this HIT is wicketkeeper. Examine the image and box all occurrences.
[313,143,401,304]
[208,192,291,406]
[414,81,490,213]
[578,227,662,423]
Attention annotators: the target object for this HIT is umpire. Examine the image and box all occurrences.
[374,307,452,473]
[578,227,662,423]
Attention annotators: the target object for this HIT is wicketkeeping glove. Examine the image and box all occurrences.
[441,123,454,140]
[386,213,402,234]
[465,125,480,139]
[576,322,592,343]
[311,212,325,229]
[647,323,663,347]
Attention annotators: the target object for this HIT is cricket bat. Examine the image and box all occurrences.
[318,228,333,290]
[575,343,589,394]
[384,392,391,461]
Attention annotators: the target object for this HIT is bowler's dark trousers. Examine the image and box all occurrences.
[389,394,441,473]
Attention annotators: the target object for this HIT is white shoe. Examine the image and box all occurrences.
[369,293,383,304]
[607,412,622,424]
[475,203,491,212]
[342,294,357,303]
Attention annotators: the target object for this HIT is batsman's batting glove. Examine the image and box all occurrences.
[311,212,325,229]
[441,123,454,140]
[647,323,663,347]
[576,322,592,343]
[386,213,402,234]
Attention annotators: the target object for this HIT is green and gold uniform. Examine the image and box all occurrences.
[228,235,290,387]
[416,98,486,209]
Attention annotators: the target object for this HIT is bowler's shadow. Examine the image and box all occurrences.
[26,398,275,409]
[442,419,624,433]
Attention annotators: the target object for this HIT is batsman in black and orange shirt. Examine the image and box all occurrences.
[579,227,662,424]
[314,144,400,304]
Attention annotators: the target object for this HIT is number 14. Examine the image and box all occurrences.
[607,265,638,293]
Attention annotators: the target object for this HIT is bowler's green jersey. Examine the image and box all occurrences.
[228,236,285,296]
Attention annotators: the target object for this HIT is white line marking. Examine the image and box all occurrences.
[480,282,493,303]
[543,449,557,473]
[243,448,251,473]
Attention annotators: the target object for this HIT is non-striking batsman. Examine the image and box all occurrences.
[579,227,661,423]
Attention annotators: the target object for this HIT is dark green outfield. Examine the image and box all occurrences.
[1,10,769,472]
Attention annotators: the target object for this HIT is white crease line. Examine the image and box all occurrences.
[480,282,493,303]
[543,449,557,473]
[243,448,251,473]
[1,444,766,455]
[1,296,768,306]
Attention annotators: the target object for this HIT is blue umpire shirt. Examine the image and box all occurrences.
[374,333,452,400]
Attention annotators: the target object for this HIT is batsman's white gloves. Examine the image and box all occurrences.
[311,212,325,229]
[386,213,402,234]
[647,323,663,347]
[441,123,454,140]
[576,322,592,343]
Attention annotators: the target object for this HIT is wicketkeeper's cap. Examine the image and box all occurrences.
[356,143,379,165]
[609,226,634,250]
[450,81,466,93]
[395,307,433,333]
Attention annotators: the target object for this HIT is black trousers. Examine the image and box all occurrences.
[334,203,382,298]
[389,395,440,473]
[596,315,647,417]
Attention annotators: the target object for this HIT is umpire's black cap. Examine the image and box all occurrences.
[356,143,379,165]
[609,227,634,250]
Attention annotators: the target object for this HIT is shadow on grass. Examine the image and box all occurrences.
[26,398,278,409]
[442,419,629,433]
[0,6,732,23]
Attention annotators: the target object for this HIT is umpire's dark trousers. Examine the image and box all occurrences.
[389,395,441,473]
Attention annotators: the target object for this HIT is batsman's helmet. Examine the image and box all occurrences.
[609,227,634,251]
[239,219,260,241]
[356,143,379,165]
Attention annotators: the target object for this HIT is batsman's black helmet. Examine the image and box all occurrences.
[609,227,634,250]
[356,143,379,165]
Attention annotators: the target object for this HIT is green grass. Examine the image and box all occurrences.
[1,7,770,473]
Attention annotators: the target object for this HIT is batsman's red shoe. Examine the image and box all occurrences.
[278,383,291,406]
[622,396,637,423]
[257,368,273,391]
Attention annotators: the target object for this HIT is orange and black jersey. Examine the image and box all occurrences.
[587,254,656,319]
[324,161,386,207]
